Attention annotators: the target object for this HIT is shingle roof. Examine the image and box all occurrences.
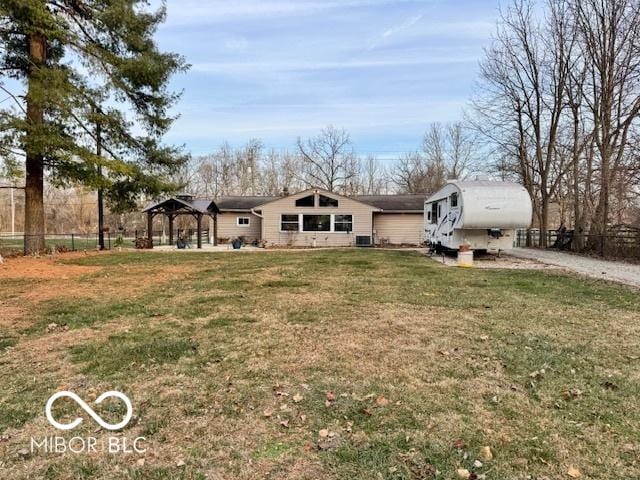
[355,194,425,212]
[216,193,425,212]
[145,192,426,213]
[215,196,280,211]
[142,197,216,214]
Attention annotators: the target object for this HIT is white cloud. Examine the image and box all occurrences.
[191,55,477,75]
[165,0,425,26]
[167,99,467,138]
[382,13,424,39]
[224,37,249,52]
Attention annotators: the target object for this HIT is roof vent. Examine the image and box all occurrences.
[175,192,194,201]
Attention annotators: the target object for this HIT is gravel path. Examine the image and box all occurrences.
[507,248,640,288]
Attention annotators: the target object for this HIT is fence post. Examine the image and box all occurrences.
[107,232,111,250]
[71,234,75,251]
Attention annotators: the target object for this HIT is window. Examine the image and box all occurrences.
[430,203,437,224]
[281,214,299,231]
[295,195,315,207]
[334,215,353,232]
[451,193,458,207]
[303,214,330,232]
[427,211,431,222]
[438,204,441,218]
[319,195,338,207]
[237,217,250,227]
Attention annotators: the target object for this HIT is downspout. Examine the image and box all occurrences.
[251,209,265,246]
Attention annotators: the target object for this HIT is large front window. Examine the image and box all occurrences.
[303,215,330,232]
[280,214,354,232]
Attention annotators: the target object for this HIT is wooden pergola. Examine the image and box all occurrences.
[142,194,219,248]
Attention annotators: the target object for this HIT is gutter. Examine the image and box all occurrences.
[375,210,423,214]
[250,208,264,218]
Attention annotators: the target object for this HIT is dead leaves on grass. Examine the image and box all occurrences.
[324,390,336,407]
[262,384,394,452]
[567,466,582,478]
[479,446,493,461]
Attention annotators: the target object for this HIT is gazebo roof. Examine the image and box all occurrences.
[142,196,218,214]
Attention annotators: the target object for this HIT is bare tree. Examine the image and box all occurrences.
[358,156,388,194]
[446,122,476,179]
[296,126,358,192]
[473,0,574,245]
[570,0,640,244]
[262,149,303,195]
[392,151,448,195]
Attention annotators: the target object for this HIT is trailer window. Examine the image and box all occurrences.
[451,193,458,207]
[430,203,438,224]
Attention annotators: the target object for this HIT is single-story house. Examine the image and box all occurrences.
[143,188,425,248]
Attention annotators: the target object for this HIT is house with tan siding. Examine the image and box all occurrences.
[214,188,424,247]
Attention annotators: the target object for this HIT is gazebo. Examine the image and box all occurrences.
[142,194,219,248]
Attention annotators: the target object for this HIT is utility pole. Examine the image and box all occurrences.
[10,183,15,237]
[96,114,105,250]
[0,184,24,236]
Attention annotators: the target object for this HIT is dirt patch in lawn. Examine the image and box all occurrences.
[0,252,104,279]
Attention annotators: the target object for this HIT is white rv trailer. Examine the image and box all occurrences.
[424,180,532,253]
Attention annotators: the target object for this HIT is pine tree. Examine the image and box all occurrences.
[0,0,188,253]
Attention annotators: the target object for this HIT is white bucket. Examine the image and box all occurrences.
[457,250,474,268]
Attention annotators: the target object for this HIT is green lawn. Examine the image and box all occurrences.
[0,249,638,479]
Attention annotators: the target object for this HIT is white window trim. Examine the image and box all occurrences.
[279,213,354,233]
[333,214,354,233]
[237,216,251,227]
[280,214,300,233]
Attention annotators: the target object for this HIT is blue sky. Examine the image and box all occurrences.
[157,0,501,158]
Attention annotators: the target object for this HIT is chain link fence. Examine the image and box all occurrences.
[0,229,211,256]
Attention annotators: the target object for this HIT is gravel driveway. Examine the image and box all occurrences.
[507,248,640,288]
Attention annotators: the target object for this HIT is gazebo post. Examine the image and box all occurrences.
[147,211,154,248]
[168,214,174,247]
[196,213,203,249]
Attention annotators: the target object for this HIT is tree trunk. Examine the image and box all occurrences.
[540,197,549,248]
[589,142,611,254]
[23,34,47,254]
